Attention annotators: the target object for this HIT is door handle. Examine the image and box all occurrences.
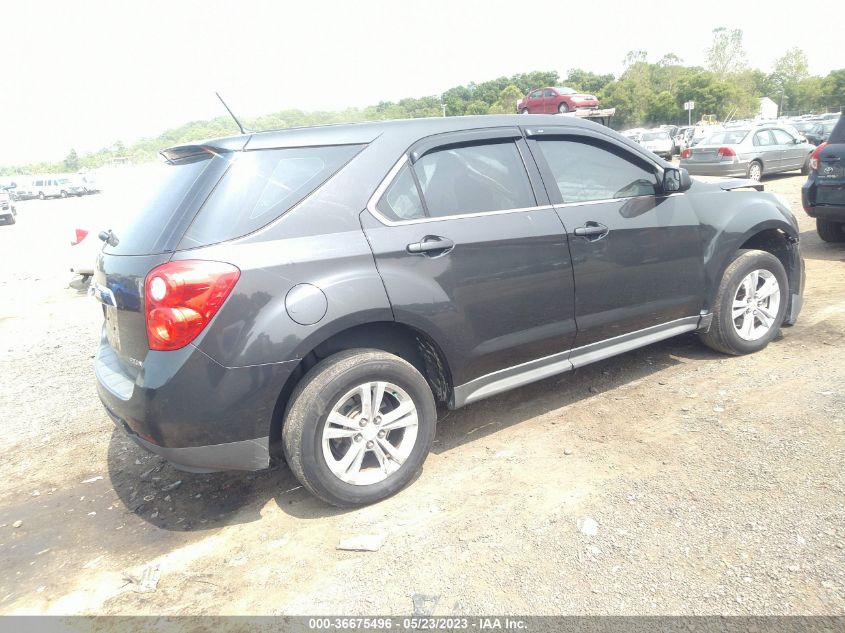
[573,223,609,239]
[407,236,455,255]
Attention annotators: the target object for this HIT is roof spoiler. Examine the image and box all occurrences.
[718,179,764,192]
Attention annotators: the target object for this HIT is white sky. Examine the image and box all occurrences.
[2,0,843,165]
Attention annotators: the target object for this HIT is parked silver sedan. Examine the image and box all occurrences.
[680,125,814,181]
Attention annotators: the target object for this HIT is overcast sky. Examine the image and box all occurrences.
[2,0,843,165]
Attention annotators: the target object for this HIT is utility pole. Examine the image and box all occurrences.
[441,102,447,117]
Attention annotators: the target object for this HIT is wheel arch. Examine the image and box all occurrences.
[704,219,801,323]
[268,320,454,447]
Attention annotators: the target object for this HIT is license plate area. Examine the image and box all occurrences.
[104,305,121,351]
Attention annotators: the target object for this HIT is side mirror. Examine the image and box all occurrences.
[663,167,692,193]
[794,138,804,144]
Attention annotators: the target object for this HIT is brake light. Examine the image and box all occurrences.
[144,260,240,351]
[718,147,736,157]
[680,148,691,159]
[71,229,88,246]
[809,142,827,171]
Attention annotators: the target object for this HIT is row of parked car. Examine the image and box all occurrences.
[0,173,100,200]
[621,113,841,161]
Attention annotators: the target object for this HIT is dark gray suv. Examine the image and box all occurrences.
[93,115,805,507]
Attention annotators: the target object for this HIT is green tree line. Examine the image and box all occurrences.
[3,29,843,176]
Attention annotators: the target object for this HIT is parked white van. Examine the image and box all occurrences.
[32,176,84,199]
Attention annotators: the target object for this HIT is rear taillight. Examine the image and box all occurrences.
[717,146,737,157]
[144,260,240,351]
[680,148,691,159]
[71,229,88,246]
[809,142,827,171]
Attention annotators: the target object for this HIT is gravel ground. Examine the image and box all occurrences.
[0,172,843,616]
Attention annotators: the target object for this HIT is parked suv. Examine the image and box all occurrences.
[802,115,845,242]
[93,115,804,507]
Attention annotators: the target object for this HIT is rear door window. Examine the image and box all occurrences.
[413,141,535,217]
[179,144,363,248]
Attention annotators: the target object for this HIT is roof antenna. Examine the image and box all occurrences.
[215,92,251,134]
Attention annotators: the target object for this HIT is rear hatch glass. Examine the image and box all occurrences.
[103,152,230,256]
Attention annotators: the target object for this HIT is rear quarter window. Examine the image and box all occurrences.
[178,144,363,248]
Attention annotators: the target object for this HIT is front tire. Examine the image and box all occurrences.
[699,249,788,355]
[558,102,570,113]
[282,349,437,507]
[816,219,845,242]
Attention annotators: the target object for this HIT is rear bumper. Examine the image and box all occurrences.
[682,161,750,178]
[103,404,270,472]
[95,330,297,472]
[802,179,845,219]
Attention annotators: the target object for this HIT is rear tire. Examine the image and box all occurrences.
[816,219,845,242]
[38,192,45,200]
[699,249,788,356]
[282,349,437,507]
[801,154,811,175]
[747,160,763,181]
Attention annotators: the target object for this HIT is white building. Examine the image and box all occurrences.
[758,97,778,120]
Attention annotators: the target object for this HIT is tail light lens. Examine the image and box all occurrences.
[680,148,691,159]
[809,142,827,171]
[71,229,88,246]
[144,260,240,351]
[718,146,737,158]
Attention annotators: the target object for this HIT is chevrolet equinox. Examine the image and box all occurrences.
[93,115,805,507]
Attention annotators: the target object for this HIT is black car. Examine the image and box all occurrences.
[802,115,845,242]
[794,120,837,146]
[93,115,805,507]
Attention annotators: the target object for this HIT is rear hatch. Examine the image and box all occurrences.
[93,139,366,372]
[815,118,845,207]
[93,146,233,369]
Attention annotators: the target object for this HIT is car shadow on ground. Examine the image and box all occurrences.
[106,332,725,530]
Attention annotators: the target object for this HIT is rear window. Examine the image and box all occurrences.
[179,144,362,248]
[641,132,669,141]
[104,153,229,255]
[703,130,749,145]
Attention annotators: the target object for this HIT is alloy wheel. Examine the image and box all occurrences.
[321,381,418,486]
[731,269,781,341]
